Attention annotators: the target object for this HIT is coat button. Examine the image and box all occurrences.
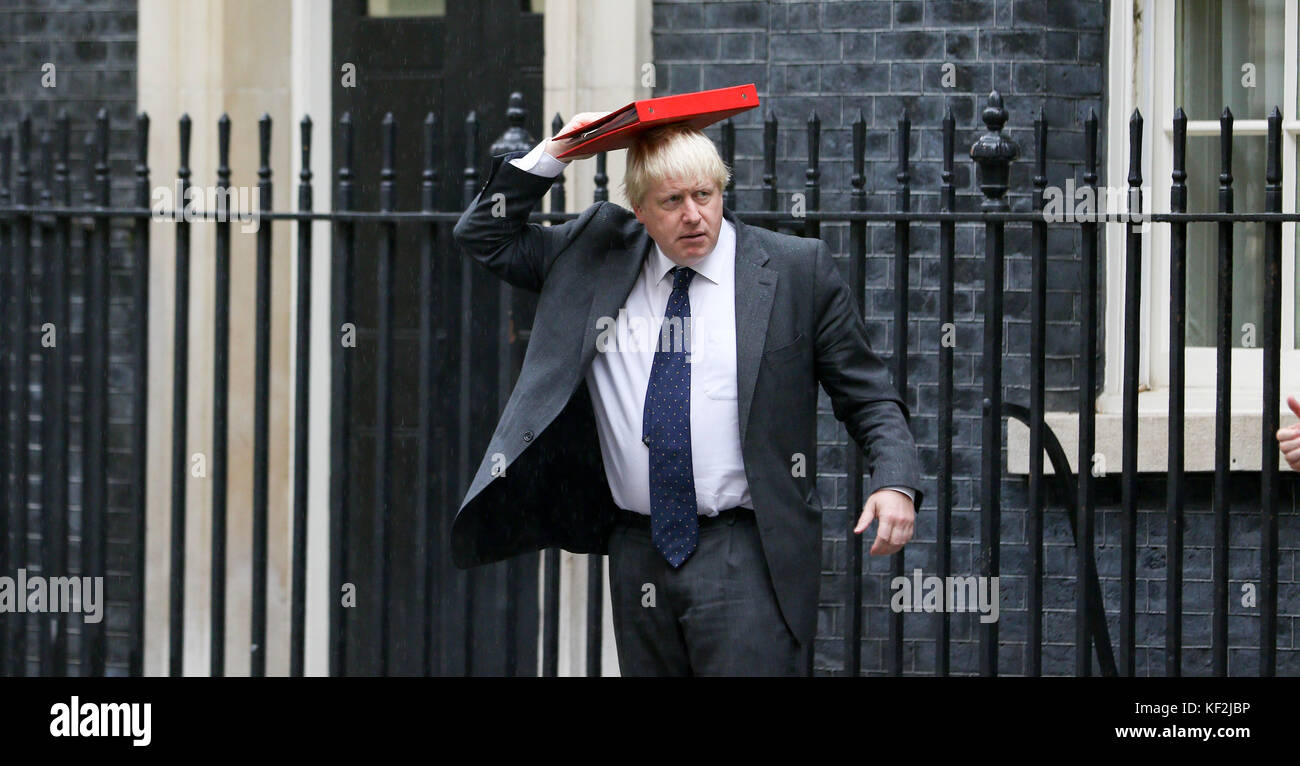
[522,430,534,443]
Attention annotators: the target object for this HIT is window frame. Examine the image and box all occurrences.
[1098,0,1300,416]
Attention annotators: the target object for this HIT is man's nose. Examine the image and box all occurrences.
[682,198,701,222]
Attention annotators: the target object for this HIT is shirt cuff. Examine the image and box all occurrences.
[880,485,916,503]
[509,141,569,178]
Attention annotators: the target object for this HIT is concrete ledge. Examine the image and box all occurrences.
[1008,408,1300,475]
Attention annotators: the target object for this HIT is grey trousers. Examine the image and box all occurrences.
[607,507,805,676]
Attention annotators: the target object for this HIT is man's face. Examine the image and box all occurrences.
[632,176,724,268]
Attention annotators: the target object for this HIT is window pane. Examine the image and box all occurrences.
[368,0,446,17]
[1176,0,1285,120]
[1185,135,1268,348]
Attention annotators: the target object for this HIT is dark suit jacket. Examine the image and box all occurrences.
[449,149,923,646]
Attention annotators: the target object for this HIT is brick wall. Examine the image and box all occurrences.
[651,0,1299,675]
[0,0,139,676]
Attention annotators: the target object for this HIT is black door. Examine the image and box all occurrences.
[332,0,545,676]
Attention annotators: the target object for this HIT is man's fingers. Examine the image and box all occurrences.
[1279,434,1300,454]
[870,516,902,555]
[560,111,611,135]
[881,516,912,550]
[870,534,902,556]
[876,517,895,545]
[855,501,876,534]
[549,112,613,161]
[891,517,913,546]
[1277,396,1300,455]
[862,493,915,554]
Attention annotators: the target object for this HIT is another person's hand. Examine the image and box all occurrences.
[544,111,611,162]
[855,489,915,556]
[1276,395,1300,470]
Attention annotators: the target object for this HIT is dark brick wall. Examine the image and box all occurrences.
[0,0,139,676]
[652,0,1298,675]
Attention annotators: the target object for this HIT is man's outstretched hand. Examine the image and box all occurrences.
[854,489,916,556]
[544,111,611,162]
[1276,395,1300,471]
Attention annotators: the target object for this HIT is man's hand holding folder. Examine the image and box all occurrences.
[544,112,612,162]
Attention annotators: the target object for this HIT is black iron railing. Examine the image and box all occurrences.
[0,90,1295,677]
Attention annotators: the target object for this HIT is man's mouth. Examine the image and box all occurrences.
[681,232,705,240]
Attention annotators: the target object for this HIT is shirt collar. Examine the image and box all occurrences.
[649,217,734,287]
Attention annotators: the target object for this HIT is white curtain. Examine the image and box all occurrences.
[1176,0,1284,347]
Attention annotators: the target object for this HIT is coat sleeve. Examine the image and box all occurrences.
[452,149,606,293]
[810,238,925,510]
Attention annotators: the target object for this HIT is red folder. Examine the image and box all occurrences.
[552,83,760,159]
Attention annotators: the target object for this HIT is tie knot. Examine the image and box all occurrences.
[671,266,695,292]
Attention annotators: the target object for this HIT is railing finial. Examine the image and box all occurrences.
[490,92,535,156]
[970,90,1019,210]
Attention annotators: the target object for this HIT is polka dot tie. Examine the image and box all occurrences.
[643,266,698,568]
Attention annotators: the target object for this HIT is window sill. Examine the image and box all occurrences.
[1006,389,1299,475]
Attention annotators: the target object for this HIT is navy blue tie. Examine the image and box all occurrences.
[643,266,698,568]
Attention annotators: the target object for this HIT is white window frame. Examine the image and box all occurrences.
[1099,0,1300,418]
[1008,0,1298,476]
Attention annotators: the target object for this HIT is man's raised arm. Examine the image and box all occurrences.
[452,112,609,293]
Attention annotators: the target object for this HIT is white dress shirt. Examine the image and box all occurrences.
[508,143,916,514]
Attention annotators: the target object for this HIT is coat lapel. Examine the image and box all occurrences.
[728,209,777,447]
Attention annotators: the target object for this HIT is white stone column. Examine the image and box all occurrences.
[290,0,335,679]
[138,0,306,676]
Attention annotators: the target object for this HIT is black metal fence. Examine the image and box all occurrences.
[0,90,1295,676]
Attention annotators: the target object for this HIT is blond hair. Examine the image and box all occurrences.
[622,124,731,209]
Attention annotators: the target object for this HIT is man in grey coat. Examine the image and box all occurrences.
[451,113,923,676]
